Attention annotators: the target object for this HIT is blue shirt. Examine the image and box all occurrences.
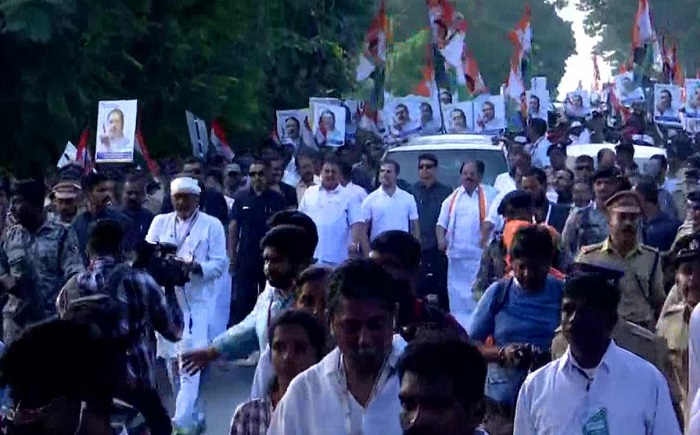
[468,275,564,406]
[72,208,138,265]
[642,211,682,252]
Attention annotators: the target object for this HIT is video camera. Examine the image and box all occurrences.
[132,241,190,289]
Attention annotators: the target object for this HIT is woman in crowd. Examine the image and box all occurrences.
[230,309,325,435]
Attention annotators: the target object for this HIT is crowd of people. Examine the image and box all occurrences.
[1,106,700,435]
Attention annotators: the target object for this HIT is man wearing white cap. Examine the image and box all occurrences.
[145,176,227,434]
[568,120,591,145]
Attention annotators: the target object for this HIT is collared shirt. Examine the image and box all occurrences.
[0,220,84,331]
[123,206,155,241]
[56,256,183,390]
[230,395,273,435]
[577,239,665,328]
[658,188,680,221]
[299,184,362,265]
[493,172,517,194]
[527,136,552,168]
[362,186,419,240]
[437,185,496,259]
[642,211,682,252]
[267,336,406,435]
[161,188,230,226]
[296,175,321,204]
[344,181,368,204]
[412,181,453,251]
[72,208,138,264]
[213,283,295,359]
[514,341,681,435]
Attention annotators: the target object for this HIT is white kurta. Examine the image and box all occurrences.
[437,185,495,328]
[145,209,227,429]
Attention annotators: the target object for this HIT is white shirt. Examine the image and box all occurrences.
[251,344,274,399]
[528,136,552,168]
[514,341,681,435]
[344,181,368,204]
[437,185,496,259]
[493,172,517,194]
[299,184,363,265]
[362,186,418,240]
[267,337,406,435]
[485,188,514,231]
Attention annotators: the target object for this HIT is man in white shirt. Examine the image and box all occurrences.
[525,118,551,168]
[437,160,496,327]
[362,159,420,241]
[514,273,681,435]
[568,120,591,145]
[268,259,406,435]
[299,156,368,266]
[339,160,369,204]
[145,177,227,434]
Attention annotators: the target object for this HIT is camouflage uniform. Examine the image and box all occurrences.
[561,205,609,258]
[0,219,84,345]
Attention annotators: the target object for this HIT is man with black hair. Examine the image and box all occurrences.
[121,173,155,241]
[515,273,680,434]
[339,159,368,203]
[73,172,137,264]
[0,179,84,345]
[268,258,404,434]
[525,117,551,168]
[369,230,468,341]
[520,168,570,233]
[397,335,488,435]
[269,153,298,209]
[672,165,700,220]
[553,168,575,206]
[573,154,595,182]
[290,150,321,204]
[635,175,682,251]
[57,219,184,435]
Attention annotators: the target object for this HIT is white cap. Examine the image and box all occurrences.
[170,177,201,196]
[632,134,654,146]
[570,121,583,129]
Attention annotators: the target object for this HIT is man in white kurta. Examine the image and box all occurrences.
[437,160,496,328]
[145,177,227,433]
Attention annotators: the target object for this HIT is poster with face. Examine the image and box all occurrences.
[613,72,645,105]
[526,90,550,121]
[341,100,360,142]
[385,97,423,139]
[473,95,506,134]
[684,79,700,118]
[444,102,474,134]
[95,99,137,163]
[565,91,590,118]
[313,103,346,147]
[276,109,311,148]
[653,84,682,125]
[309,97,341,131]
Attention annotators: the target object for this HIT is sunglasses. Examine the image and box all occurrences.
[419,164,436,170]
[249,171,265,177]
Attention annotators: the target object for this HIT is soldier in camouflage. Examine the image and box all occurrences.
[561,167,622,258]
[0,179,84,345]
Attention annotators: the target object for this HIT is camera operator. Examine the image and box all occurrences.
[56,219,184,435]
[145,176,227,434]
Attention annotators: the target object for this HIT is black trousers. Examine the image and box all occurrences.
[417,248,449,311]
[230,265,266,326]
[120,386,172,435]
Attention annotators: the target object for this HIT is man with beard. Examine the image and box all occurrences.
[553,168,575,207]
[514,274,680,434]
[576,191,665,330]
[520,168,570,234]
[121,173,155,241]
[73,172,137,265]
[562,167,622,258]
[50,181,81,225]
[269,154,298,209]
[0,179,84,345]
[292,150,321,204]
[224,163,245,198]
[267,259,404,435]
[573,155,595,182]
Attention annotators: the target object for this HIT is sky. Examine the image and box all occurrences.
[556,3,612,97]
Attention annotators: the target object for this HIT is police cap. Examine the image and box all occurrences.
[604,190,642,213]
[675,233,700,266]
[591,166,621,182]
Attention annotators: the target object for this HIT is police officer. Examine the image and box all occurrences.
[672,166,699,222]
[576,190,665,330]
[50,181,82,225]
[0,179,84,345]
[671,190,700,254]
[561,166,622,258]
[551,258,685,428]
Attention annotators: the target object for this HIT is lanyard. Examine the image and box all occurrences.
[336,354,393,435]
[172,210,199,251]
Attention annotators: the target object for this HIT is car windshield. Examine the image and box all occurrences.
[386,148,508,188]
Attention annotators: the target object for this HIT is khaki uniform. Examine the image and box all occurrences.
[670,222,697,254]
[576,239,664,330]
[656,301,689,420]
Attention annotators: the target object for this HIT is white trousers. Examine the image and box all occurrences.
[447,256,481,329]
[208,270,232,341]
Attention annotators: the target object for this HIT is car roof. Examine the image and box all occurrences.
[386,134,503,152]
[566,143,666,159]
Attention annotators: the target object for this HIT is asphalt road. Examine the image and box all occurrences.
[157,361,256,434]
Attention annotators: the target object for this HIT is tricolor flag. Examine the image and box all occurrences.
[632,0,653,49]
[356,1,388,82]
[57,142,78,168]
[134,129,159,175]
[461,51,487,96]
[506,51,526,105]
[415,65,435,98]
[75,128,94,174]
[508,4,532,75]
[210,119,235,162]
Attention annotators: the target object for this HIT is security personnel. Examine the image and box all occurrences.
[671,166,699,222]
[561,166,622,258]
[551,258,685,429]
[50,181,82,225]
[670,190,700,255]
[576,190,665,330]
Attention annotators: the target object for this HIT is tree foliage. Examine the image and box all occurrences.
[0,0,375,174]
[576,0,700,72]
[385,0,576,96]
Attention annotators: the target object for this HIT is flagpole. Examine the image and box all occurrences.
[425,5,447,134]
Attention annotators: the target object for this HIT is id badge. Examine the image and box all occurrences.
[582,408,610,435]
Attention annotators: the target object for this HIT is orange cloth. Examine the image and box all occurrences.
[502,220,563,278]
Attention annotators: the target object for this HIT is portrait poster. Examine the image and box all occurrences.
[185,110,209,159]
[565,91,590,118]
[684,79,700,119]
[444,102,475,134]
[313,103,346,147]
[385,97,424,139]
[653,84,682,126]
[613,72,645,105]
[309,97,341,131]
[95,99,137,163]
[526,90,550,121]
[473,95,506,134]
[341,100,359,142]
[276,109,311,148]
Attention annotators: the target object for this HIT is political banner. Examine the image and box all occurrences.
[473,95,506,134]
[95,99,137,163]
[185,110,209,159]
[684,79,700,119]
[444,102,475,134]
[653,84,682,126]
[313,103,346,147]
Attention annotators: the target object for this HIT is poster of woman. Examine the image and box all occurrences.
[444,102,474,134]
[313,103,346,147]
[95,99,137,163]
[684,79,700,119]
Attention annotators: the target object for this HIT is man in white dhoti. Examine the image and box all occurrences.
[437,160,496,328]
[145,177,227,434]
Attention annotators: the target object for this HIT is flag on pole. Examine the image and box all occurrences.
[508,4,532,76]
[134,129,159,175]
[632,0,653,49]
[463,51,487,95]
[210,119,235,162]
[75,128,94,174]
[356,1,388,82]
[506,52,526,103]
